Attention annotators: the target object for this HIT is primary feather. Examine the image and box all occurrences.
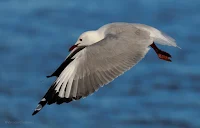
[32,22,179,116]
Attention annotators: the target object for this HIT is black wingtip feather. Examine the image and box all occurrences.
[32,98,48,116]
[32,110,39,116]
[56,98,73,105]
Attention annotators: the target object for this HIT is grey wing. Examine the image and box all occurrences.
[32,30,154,115]
[54,31,153,101]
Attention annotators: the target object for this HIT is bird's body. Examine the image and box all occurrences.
[32,22,179,115]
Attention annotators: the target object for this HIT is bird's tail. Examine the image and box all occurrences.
[134,24,181,48]
[153,30,181,49]
[32,83,56,116]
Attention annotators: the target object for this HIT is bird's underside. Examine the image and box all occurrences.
[32,23,178,116]
[46,43,172,106]
[32,42,172,116]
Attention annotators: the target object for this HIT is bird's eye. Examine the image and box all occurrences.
[79,39,82,41]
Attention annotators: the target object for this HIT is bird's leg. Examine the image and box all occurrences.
[150,42,172,62]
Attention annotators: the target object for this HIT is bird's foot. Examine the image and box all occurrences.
[150,42,172,62]
[157,50,172,62]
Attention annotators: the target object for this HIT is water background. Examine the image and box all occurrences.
[0,0,200,128]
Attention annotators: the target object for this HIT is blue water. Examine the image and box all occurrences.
[0,0,200,128]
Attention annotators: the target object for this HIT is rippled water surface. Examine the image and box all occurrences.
[0,0,200,128]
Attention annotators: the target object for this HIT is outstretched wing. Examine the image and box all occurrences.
[46,46,86,78]
[32,29,152,115]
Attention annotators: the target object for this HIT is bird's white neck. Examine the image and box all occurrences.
[87,30,105,43]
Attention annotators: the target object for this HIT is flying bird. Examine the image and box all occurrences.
[32,22,179,115]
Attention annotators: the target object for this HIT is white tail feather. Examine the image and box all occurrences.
[153,31,181,49]
[134,24,180,48]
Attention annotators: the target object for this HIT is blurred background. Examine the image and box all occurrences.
[0,0,199,128]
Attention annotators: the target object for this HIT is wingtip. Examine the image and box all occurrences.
[32,99,47,116]
[32,110,38,116]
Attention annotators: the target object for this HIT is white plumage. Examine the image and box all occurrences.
[32,22,179,116]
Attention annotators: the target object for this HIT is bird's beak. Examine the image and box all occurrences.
[69,44,79,52]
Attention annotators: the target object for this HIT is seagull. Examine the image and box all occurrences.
[32,22,180,115]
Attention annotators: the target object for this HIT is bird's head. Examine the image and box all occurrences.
[69,30,104,51]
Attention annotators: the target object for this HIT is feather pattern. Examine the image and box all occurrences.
[32,22,179,116]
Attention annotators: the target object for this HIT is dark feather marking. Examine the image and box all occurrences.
[32,83,57,115]
[47,82,62,105]
[47,46,86,78]
[33,47,86,115]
